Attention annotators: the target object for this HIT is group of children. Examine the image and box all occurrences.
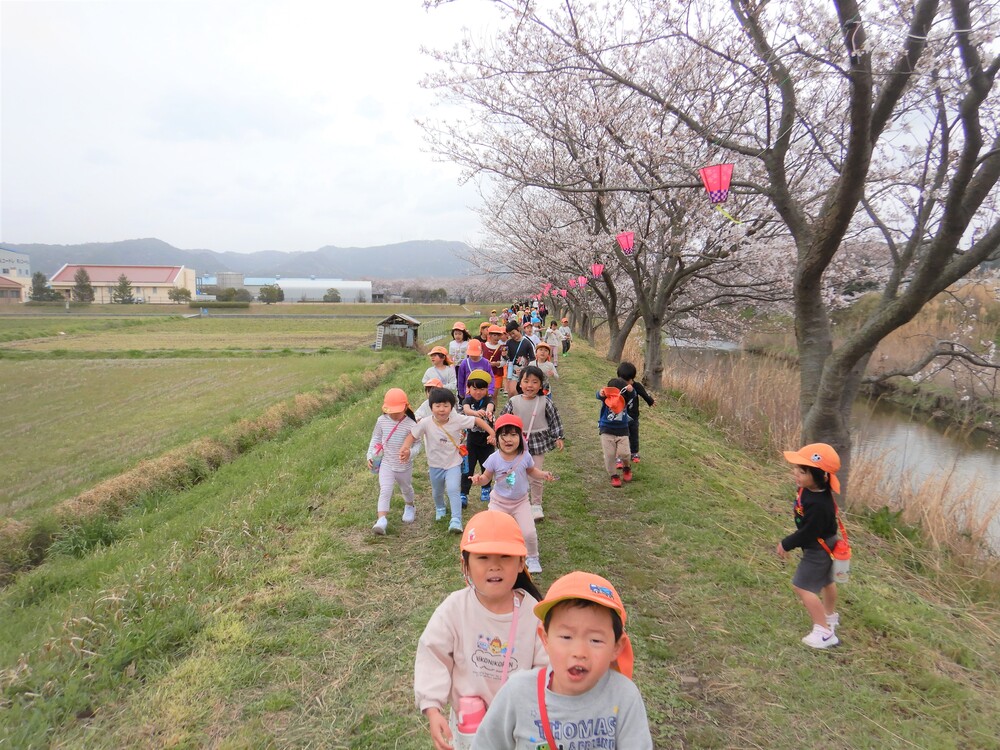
[365,307,849,746]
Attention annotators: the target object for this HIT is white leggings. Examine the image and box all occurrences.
[377,465,415,513]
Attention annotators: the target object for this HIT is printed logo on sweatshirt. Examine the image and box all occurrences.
[532,712,619,749]
[470,633,518,677]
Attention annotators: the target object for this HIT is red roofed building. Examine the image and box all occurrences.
[0,276,24,304]
[48,264,197,304]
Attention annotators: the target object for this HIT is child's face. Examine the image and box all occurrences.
[453,330,464,341]
[431,401,453,420]
[536,348,549,362]
[519,375,542,398]
[497,427,521,454]
[792,464,819,490]
[468,384,489,400]
[430,353,445,365]
[541,604,623,697]
[465,553,524,601]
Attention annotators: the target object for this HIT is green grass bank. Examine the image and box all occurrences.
[2,345,998,748]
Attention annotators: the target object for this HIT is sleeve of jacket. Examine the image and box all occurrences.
[366,419,383,461]
[413,599,458,713]
[545,399,564,439]
[634,382,655,406]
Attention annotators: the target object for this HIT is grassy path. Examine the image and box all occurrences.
[2,345,999,748]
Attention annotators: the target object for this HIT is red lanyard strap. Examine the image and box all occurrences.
[536,668,559,750]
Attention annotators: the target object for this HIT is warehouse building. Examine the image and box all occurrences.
[49,264,197,303]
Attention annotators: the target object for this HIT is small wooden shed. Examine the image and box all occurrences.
[374,313,420,350]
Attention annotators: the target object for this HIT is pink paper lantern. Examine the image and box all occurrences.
[699,163,734,204]
[560,289,568,297]
[577,275,587,286]
[616,231,635,256]
[568,278,577,288]
[590,263,605,278]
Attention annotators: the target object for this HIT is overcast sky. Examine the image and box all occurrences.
[1,0,497,253]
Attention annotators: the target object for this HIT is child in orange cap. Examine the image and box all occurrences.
[776,443,842,649]
[450,321,471,369]
[415,511,548,750]
[470,414,556,574]
[366,388,421,535]
[598,378,633,487]
[424,346,458,393]
[416,378,444,421]
[473,571,652,749]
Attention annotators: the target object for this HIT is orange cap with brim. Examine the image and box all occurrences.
[534,571,634,679]
[381,388,409,414]
[424,378,444,388]
[783,443,842,494]
[601,387,625,414]
[487,325,505,335]
[535,342,551,351]
[461,510,527,556]
[467,339,483,356]
[428,345,453,365]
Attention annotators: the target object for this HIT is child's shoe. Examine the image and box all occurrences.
[526,556,542,574]
[610,474,623,488]
[801,624,839,649]
[622,467,633,482]
[631,453,640,464]
[461,493,468,509]
[372,516,388,535]
[435,507,447,521]
[615,457,624,470]
[531,504,544,521]
[402,504,416,524]
[480,486,491,502]
[448,517,464,534]
[826,612,840,631]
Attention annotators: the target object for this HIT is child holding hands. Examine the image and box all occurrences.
[366,388,420,535]
[470,414,555,574]
[597,378,632,487]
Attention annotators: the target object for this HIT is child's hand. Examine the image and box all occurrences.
[775,542,788,560]
[598,388,606,397]
[470,473,483,486]
[424,707,453,750]
[399,447,411,462]
[545,471,557,482]
[487,432,496,446]
[555,438,564,451]
[366,458,374,470]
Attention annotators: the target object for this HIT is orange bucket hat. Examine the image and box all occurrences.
[381,388,409,414]
[535,341,551,352]
[783,443,842,494]
[487,324,504,335]
[466,339,483,356]
[601,386,625,414]
[461,510,527,557]
[533,571,634,679]
[424,377,444,388]
[428,345,453,365]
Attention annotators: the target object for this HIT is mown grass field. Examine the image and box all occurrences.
[2,333,999,748]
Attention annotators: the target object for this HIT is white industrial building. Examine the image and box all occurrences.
[198,274,372,302]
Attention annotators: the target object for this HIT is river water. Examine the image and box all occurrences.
[665,344,1000,551]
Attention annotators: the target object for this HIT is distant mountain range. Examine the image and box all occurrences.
[3,238,477,280]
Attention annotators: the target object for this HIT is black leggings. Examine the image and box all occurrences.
[462,436,496,494]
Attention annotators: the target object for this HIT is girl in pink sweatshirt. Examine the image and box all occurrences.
[414,511,548,750]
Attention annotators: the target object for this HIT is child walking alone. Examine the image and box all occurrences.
[401,388,496,534]
[598,378,632,487]
[415,510,548,750]
[776,443,842,649]
[501,366,564,521]
[366,388,421,535]
[469,414,555,574]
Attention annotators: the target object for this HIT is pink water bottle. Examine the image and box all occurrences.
[454,696,486,749]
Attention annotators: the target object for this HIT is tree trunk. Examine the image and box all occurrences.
[606,311,640,363]
[643,320,665,390]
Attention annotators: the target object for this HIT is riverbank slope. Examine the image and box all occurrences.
[2,344,998,747]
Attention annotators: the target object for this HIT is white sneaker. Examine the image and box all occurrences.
[526,556,542,574]
[531,504,544,521]
[435,507,447,521]
[826,612,840,631]
[402,505,416,524]
[448,517,464,534]
[801,624,838,649]
[372,516,387,535]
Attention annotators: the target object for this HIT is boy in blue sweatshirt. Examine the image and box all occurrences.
[597,378,632,487]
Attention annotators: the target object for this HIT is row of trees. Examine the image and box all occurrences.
[424,0,1000,492]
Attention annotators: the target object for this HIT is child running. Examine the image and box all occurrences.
[415,510,548,750]
[415,377,444,421]
[617,362,655,464]
[458,339,495,400]
[472,571,653,749]
[450,322,471,372]
[533,342,558,398]
[366,388,421,535]
[558,317,572,357]
[598,378,632,487]
[460,373,497,505]
[469,414,555,574]
[776,443,842,649]
[424,346,458,393]
[501,366,564,521]
[401,388,496,533]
